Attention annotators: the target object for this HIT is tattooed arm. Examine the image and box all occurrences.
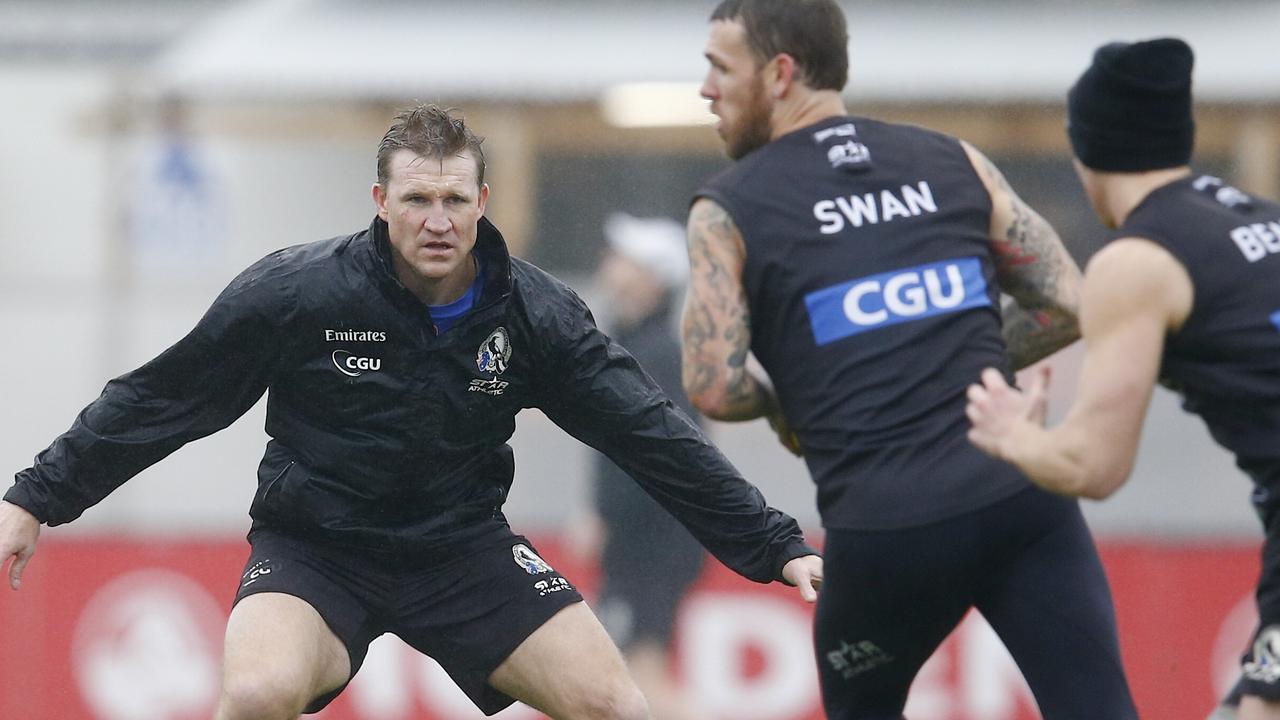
[681,198,780,422]
[962,142,1082,369]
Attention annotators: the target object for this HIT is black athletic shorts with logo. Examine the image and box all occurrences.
[814,486,1137,720]
[232,526,583,715]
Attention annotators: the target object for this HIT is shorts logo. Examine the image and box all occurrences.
[804,256,991,345]
[1270,309,1280,333]
[477,327,512,376]
[1244,625,1280,684]
[534,577,572,597]
[240,559,274,589]
[825,639,895,680]
[512,544,553,575]
[332,350,382,377]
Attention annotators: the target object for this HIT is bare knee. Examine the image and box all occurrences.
[216,671,312,720]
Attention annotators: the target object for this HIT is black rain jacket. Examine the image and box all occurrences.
[7,217,814,583]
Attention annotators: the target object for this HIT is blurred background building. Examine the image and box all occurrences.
[1,1,1277,718]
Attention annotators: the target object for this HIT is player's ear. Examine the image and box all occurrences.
[768,53,797,98]
[372,183,389,220]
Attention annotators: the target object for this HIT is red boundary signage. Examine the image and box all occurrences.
[0,537,1260,719]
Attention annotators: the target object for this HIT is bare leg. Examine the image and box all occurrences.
[214,593,351,720]
[1240,696,1280,720]
[488,601,650,720]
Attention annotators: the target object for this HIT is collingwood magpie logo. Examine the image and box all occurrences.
[512,544,553,575]
[813,122,871,171]
[477,327,512,375]
[1244,625,1280,684]
[1194,175,1254,210]
[470,327,513,395]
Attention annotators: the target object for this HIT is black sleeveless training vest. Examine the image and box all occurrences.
[1119,174,1280,489]
[697,116,1030,529]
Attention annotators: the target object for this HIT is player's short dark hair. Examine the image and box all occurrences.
[711,0,848,92]
[376,104,486,187]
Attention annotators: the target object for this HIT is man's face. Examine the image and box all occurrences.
[373,149,489,295]
[701,19,774,160]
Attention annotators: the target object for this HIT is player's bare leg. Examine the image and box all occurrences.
[215,593,351,720]
[489,601,650,720]
[1240,696,1280,720]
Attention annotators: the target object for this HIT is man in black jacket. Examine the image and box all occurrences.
[0,104,822,720]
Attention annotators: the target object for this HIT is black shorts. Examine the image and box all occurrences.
[815,486,1138,719]
[233,527,583,715]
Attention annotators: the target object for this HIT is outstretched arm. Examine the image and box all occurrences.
[534,287,817,592]
[681,198,779,421]
[963,142,1082,369]
[5,257,290,526]
[966,238,1192,499]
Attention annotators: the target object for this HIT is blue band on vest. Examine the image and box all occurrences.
[805,257,991,345]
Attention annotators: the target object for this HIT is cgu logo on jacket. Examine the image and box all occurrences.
[804,257,991,345]
[332,350,382,377]
[471,327,513,395]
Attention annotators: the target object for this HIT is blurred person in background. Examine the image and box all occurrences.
[0,103,822,720]
[683,0,1138,717]
[588,212,707,720]
[127,95,227,271]
[965,38,1280,720]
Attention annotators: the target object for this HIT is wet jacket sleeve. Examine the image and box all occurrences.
[5,261,291,526]
[592,316,697,523]
[534,291,816,584]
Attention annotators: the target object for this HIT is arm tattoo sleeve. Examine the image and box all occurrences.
[682,200,778,420]
[973,151,1082,369]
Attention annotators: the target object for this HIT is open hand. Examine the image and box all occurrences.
[966,365,1051,460]
[781,554,823,603]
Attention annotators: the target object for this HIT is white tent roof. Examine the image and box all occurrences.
[147,0,1280,103]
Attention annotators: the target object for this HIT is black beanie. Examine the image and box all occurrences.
[1067,37,1195,172]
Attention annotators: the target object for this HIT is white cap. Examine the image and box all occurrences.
[603,212,689,291]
